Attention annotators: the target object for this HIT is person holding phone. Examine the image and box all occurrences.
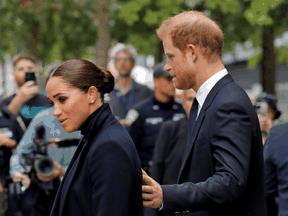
[0,53,51,132]
[46,59,143,216]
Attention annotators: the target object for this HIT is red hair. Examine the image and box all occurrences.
[157,11,223,63]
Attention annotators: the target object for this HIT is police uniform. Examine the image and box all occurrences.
[125,63,186,175]
[107,80,153,120]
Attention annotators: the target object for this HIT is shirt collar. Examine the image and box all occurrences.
[115,79,135,93]
[196,68,228,108]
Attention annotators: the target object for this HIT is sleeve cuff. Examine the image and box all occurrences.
[158,202,164,211]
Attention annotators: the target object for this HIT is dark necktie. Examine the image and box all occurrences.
[188,98,199,141]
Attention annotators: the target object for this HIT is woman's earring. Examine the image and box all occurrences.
[90,100,95,104]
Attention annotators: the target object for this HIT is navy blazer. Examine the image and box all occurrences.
[49,103,143,216]
[264,122,288,216]
[161,74,267,216]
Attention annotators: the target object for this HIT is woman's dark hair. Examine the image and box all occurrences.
[47,59,114,103]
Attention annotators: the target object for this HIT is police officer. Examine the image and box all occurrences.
[254,92,282,143]
[125,62,186,175]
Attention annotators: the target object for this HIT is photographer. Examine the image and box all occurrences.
[7,107,81,216]
[254,93,281,143]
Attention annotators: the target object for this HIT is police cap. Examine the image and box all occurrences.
[153,60,171,78]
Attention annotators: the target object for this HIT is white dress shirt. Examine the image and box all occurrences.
[196,68,228,119]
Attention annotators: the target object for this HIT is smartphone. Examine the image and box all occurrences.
[25,71,37,84]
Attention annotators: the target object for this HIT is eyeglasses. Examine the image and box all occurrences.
[115,58,133,63]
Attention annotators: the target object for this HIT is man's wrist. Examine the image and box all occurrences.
[7,95,24,115]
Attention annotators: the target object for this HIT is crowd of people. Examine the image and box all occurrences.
[0,10,287,216]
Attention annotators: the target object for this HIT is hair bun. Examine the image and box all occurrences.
[101,68,115,94]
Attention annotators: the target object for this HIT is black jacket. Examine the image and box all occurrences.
[50,103,143,216]
[152,118,188,185]
[264,122,288,216]
[161,74,267,216]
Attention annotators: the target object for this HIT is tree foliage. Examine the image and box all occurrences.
[0,0,97,65]
[1,0,288,70]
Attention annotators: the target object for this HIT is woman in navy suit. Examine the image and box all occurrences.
[46,59,143,216]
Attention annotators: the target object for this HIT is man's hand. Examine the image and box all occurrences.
[36,161,64,182]
[13,172,31,189]
[16,81,39,103]
[142,169,163,209]
[0,133,16,148]
[8,81,39,115]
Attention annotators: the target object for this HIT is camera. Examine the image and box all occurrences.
[9,179,26,198]
[21,126,55,177]
[9,126,54,197]
[9,125,80,197]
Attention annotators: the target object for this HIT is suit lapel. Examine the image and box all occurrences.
[177,74,234,183]
[50,137,86,216]
[178,108,206,181]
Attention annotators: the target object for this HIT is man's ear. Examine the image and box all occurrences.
[186,44,199,62]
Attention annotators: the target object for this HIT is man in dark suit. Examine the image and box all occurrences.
[264,122,288,216]
[142,10,267,216]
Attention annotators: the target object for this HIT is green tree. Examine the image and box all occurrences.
[0,0,97,66]
[111,0,190,63]
[205,0,288,95]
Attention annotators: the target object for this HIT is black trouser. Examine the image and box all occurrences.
[32,189,57,216]
[6,179,59,216]
[6,182,39,216]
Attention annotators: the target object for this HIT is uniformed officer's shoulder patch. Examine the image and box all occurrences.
[104,94,111,102]
[125,109,139,127]
[172,113,186,121]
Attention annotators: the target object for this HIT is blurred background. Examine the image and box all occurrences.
[1,0,288,119]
